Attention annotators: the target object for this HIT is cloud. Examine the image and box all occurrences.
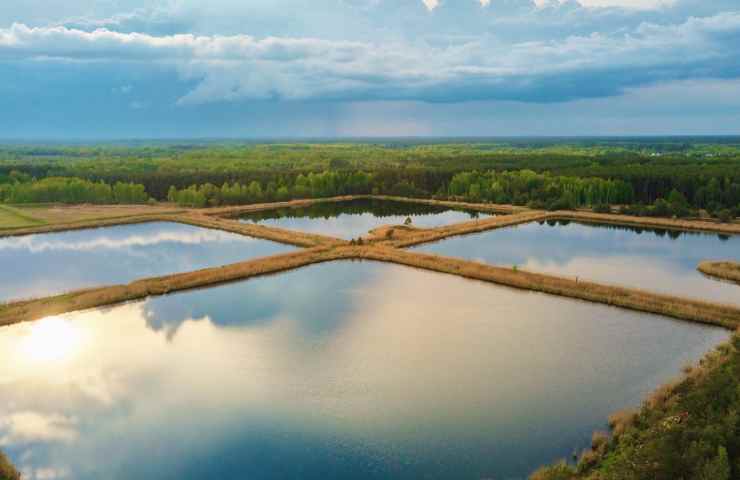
[0,229,254,253]
[2,9,740,106]
[422,0,440,10]
[0,412,78,445]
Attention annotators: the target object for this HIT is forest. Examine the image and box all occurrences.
[0,139,739,220]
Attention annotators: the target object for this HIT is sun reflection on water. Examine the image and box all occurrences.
[19,317,86,363]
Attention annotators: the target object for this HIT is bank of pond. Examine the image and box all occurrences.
[236,198,494,239]
[0,262,730,480]
[0,221,295,304]
[0,199,738,479]
[415,219,740,307]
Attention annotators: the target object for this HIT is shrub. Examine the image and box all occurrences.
[716,209,733,223]
[0,451,20,480]
[592,204,611,214]
[530,461,576,480]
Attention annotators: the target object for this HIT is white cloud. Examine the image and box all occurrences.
[578,0,675,9]
[1,10,739,105]
[422,0,440,10]
[0,412,78,446]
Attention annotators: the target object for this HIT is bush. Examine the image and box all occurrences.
[716,209,734,223]
[547,196,576,211]
[530,461,576,480]
[0,451,20,480]
[592,204,611,214]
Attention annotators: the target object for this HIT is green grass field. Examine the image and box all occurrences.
[0,205,45,230]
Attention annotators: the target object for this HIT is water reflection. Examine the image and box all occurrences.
[0,222,294,303]
[417,220,740,306]
[237,198,492,239]
[0,262,728,480]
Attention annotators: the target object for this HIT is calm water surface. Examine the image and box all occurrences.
[416,220,740,306]
[0,262,728,480]
[0,221,293,303]
[237,198,492,239]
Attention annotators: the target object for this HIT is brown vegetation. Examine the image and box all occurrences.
[1,196,738,332]
[698,261,740,284]
[385,211,550,247]
[0,246,356,327]
[355,246,740,329]
[0,450,20,480]
[175,213,347,248]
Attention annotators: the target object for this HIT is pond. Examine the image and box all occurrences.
[0,261,728,480]
[415,219,740,306]
[0,221,294,304]
[236,198,493,239]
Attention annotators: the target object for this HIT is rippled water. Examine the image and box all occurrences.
[0,262,728,480]
[0,221,294,303]
[237,198,493,239]
[416,219,740,306]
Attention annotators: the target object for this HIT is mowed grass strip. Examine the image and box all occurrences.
[0,205,45,230]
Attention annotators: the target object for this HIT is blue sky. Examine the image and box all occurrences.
[1,0,739,138]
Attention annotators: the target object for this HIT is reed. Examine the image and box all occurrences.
[698,261,740,284]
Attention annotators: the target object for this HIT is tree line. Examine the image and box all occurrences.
[0,177,150,204]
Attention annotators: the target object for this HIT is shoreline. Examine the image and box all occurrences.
[698,261,740,284]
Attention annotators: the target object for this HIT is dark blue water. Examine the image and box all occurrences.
[0,262,727,480]
[0,221,294,303]
[237,198,493,239]
[416,220,740,306]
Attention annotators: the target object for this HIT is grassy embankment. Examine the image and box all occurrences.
[0,204,185,237]
[0,196,738,478]
[0,246,354,327]
[698,261,740,285]
[1,198,738,329]
[176,213,346,248]
[531,331,740,480]
[0,204,45,229]
[2,241,739,329]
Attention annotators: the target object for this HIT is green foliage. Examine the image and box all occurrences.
[0,177,150,205]
[0,450,20,480]
[530,461,576,480]
[1,140,738,210]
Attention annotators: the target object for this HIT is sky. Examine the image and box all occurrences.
[1,0,739,138]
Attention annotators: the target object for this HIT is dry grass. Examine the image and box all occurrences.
[0,213,180,238]
[355,246,740,329]
[698,261,740,284]
[554,210,740,236]
[1,196,738,334]
[386,211,550,247]
[13,203,182,223]
[176,213,347,248]
[608,409,638,438]
[0,246,356,327]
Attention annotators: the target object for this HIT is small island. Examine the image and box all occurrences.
[698,261,740,284]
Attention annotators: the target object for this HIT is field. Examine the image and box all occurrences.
[0,204,44,229]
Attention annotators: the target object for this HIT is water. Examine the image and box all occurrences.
[0,262,728,480]
[416,220,740,306]
[237,198,493,239]
[0,221,294,303]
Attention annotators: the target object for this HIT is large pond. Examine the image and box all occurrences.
[0,222,294,304]
[236,198,493,239]
[0,262,727,480]
[416,220,740,306]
